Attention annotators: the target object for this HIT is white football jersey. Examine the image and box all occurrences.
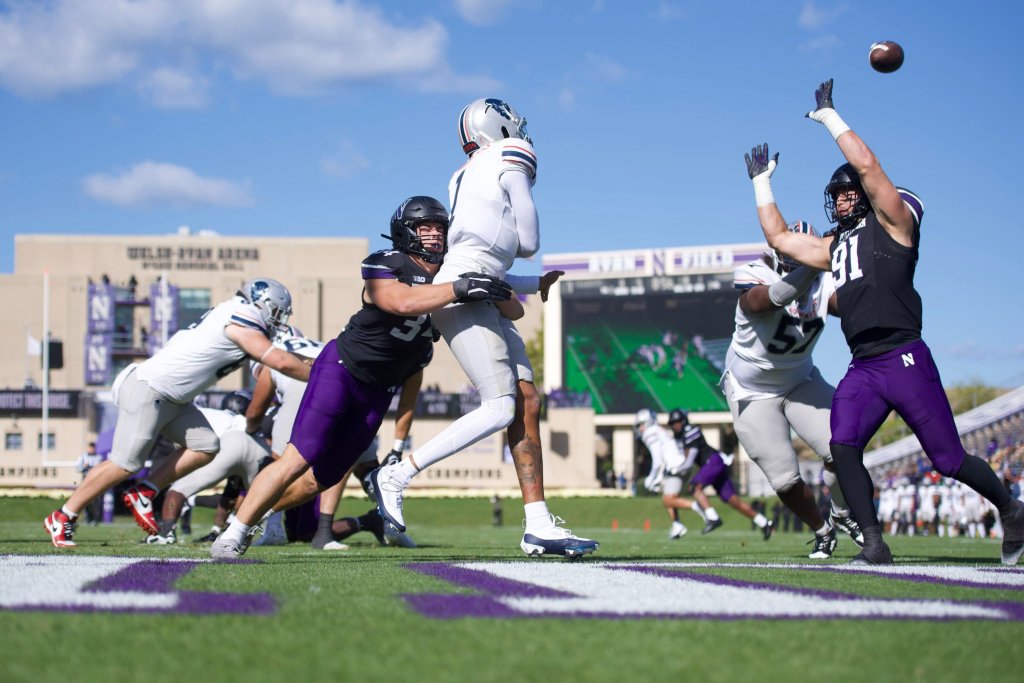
[268,335,324,408]
[437,138,539,283]
[198,407,247,437]
[724,259,834,401]
[136,297,268,403]
[640,423,686,476]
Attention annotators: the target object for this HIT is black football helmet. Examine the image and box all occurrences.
[220,391,251,415]
[668,408,688,426]
[824,163,871,232]
[385,196,449,264]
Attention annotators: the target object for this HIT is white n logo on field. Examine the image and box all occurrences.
[404,562,1024,621]
[902,352,915,367]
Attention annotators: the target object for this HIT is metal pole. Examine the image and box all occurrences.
[42,270,49,461]
[161,270,169,346]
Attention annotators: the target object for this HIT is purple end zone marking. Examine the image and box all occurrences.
[402,562,574,620]
[402,562,1024,622]
[5,557,275,616]
[799,565,1024,591]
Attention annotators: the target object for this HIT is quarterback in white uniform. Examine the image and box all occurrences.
[721,222,863,559]
[372,98,597,558]
[44,279,311,548]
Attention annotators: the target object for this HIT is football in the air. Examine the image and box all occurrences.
[869,41,904,73]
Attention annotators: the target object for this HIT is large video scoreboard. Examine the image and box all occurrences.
[543,243,766,415]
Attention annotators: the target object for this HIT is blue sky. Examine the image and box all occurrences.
[1,0,1022,389]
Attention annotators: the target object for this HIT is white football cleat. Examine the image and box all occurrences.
[521,516,599,558]
[369,464,407,532]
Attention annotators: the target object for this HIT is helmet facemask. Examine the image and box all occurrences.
[388,196,450,264]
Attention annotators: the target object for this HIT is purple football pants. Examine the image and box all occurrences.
[830,339,965,476]
[289,339,396,488]
[691,453,737,502]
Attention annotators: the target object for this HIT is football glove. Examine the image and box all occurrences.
[805,78,850,140]
[453,272,513,303]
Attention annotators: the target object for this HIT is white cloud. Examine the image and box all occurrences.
[452,0,517,26]
[0,0,477,101]
[651,2,687,23]
[83,161,253,208]
[137,68,209,109]
[557,87,576,110]
[321,140,370,180]
[584,53,626,82]
[799,34,841,56]
[798,0,847,30]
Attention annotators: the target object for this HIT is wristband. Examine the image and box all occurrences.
[752,174,775,207]
[814,108,851,141]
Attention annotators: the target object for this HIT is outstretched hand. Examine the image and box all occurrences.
[539,270,564,302]
[806,78,835,119]
[745,143,779,180]
[453,272,513,303]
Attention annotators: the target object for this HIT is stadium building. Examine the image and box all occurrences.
[2,229,595,492]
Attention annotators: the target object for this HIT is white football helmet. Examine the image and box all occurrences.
[634,408,657,437]
[768,220,819,273]
[239,278,293,332]
[458,98,531,155]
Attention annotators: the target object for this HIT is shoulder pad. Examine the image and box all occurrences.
[361,250,405,280]
[733,260,774,290]
[498,138,538,179]
[896,187,924,226]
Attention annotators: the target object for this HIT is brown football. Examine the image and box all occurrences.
[870,41,904,73]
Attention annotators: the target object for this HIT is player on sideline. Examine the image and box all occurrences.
[370,98,598,558]
[744,78,1024,565]
[211,196,513,559]
[666,408,774,539]
[634,408,710,539]
[721,223,863,559]
[44,279,311,547]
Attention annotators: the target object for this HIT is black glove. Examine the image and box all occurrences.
[452,272,513,302]
[806,78,835,118]
[745,143,779,180]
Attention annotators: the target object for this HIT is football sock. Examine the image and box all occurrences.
[830,444,879,528]
[222,520,251,544]
[954,454,1013,514]
[524,501,553,530]
[691,503,708,522]
[752,513,768,529]
[396,460,418,482]
[61,505,79,519]
[316,512,334,534]
[704,507,720,522]
[158,518,175,535]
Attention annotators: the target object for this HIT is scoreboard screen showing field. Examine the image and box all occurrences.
[560,272,738,415]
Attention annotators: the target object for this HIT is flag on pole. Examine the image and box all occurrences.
[27,331,42,356]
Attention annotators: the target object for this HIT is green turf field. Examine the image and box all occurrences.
[3,495,1022,683]
[565,323,727,414]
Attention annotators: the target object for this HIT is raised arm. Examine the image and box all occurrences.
[745,143,834,270]
[806,78,915,246]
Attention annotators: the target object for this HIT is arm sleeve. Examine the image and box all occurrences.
[500,170,540,258]
[503,274,540,294]
[767,266,820,307]
[680,447,700,473]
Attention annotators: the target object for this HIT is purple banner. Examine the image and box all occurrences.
[149,281,179,355]
[84,332,113,385]
[87,282,115,333]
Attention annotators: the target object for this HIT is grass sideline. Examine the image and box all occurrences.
[2,495,1022,683]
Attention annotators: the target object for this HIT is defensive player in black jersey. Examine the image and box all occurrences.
[212,196,514,558]
[744,79,1024,565]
